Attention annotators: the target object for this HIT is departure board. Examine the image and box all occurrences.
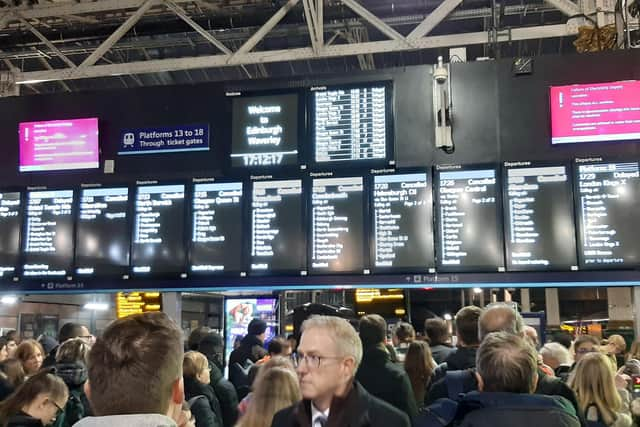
[0,192,21,279]
[191,182,243,274]
[132,184,186,275]
[313,84,389,163]
[250,179,305,273]
[76,187,130,277]
[436,168,504,271]
[372,173,434,271]
[504,164,577,271]
[231,94,300,167]
[576,161,640,268]
[23,190,74,277]
[311,176,365,273]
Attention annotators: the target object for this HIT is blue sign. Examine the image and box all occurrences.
[118,124,210,155]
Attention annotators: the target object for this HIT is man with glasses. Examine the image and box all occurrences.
[272,315,410,427]
[42,323,93,369]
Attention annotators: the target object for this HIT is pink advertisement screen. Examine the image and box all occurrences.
[550,80,640,145]
[19,117,100,172]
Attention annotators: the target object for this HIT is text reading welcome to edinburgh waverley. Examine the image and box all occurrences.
[118,124,209,155]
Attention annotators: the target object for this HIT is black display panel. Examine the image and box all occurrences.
[0,192,21,279]
[575,161,640,268]
[76,187,130,277]
[311,176,365,273]
[435,167,504,272]
[312,82,393,164]
[231,94,300,167]
[372,172,435,271]
[131,184,186,276]
[191,182,244,274]
[504,164,578,271]
[23,189,75,278]
[250,179,305,274]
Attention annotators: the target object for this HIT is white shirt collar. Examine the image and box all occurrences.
[311,401,330,427]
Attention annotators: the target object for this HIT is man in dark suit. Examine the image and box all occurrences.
[271,315,410,427]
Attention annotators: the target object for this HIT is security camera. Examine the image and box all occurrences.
[433,56,448,85]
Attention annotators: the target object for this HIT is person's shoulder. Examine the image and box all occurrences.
[271,405,296,427]
[364,392,411,426]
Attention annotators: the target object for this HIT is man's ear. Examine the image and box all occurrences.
[474,371,484,391]
[172,377,185,405]
[343,356,356,378]
[84,381,91,401]
[531,371,539,393]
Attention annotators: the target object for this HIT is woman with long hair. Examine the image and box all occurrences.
[235,366,300,427]
[183,351,222,427]
[0,359,26,400]
[15,340,45,377]
[0,370,68,427]
[404,340,436,408]
[568,352,632,427]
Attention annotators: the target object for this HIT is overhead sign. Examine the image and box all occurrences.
[116,292,162,318]
[118,124,209,155]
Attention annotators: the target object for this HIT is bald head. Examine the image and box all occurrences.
[523,326,539,348]
[478,304,524,341]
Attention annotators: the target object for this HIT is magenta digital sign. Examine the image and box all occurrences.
[19,117,100,172]
[550,80,640,145]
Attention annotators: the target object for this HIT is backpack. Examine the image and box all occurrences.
[52,388,86,427]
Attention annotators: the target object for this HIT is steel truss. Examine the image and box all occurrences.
[0,0,584,88]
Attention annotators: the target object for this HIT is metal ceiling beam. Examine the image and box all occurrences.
[17,15,77,68]
[340,0,407,42]
[302,0,320,52]
[232,0,300,57]
[15,23,574,84]
[77,0,157,70]
[316,0,323,46]
[544,0,581,16]
[407,0,463,40]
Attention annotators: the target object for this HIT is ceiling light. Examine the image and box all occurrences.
[84,302,109,311]
[1,296,17,305]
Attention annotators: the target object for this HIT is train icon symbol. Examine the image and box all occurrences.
[123,133,135,147]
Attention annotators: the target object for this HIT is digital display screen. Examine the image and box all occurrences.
[313,84,388,163]
[373,173,434,271]
[23,190,74,277]
[576,161,640,268]
[191,182,243,274]
[132,184,186,275]
[76,187,130,276]
[19,118,99,172]
[436,168,504,271]
[224,298,278,370]
[504,165,577,271]
[250,180,305,273]
[231,94,299,167]
[311,176,365,273]
[550,81,640,145]
[0,192,21,279]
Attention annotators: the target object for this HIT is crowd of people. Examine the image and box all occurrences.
[0,304,638,427]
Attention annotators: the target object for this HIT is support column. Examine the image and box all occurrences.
[633,287,640,339]
[608,287,633,327]
[545,288,560,327]
[162,292,182,326]
[521,288,531,312]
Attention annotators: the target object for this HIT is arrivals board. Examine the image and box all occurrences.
[0,192,21,279]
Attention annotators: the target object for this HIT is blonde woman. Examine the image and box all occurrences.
[235,366,300,427]
[183,351,222,427]
[15,339,45,377]
[568,352,632,427]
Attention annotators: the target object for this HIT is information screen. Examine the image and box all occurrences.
[131,184,186,275]
[250,180,305,273]
[311,176,365,273]
[191,182,244,274]
[504,165,577,271]
[576,161,640,268]
[0,192,21,279]
[23,190,74,277]
[231,94,300,167]
[76,187,130,277]
[19,118,99,172]
[372,173,434,271]
[550,81,640,145]
[436,168,504,271]
[313,84,389,163]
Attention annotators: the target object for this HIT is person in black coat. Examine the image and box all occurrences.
[228,319,268,400]
[355,315,418,420]
[198,332,239,427]
[184,351,223,427]
[271,315,410,427]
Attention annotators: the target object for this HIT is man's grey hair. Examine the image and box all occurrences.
[476,332,538,394]
[478,303,525,341]
[301,316,363,373]
[540,342,572,365]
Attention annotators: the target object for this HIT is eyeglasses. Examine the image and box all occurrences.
[48,399,65,417]
[291,352,344,369]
